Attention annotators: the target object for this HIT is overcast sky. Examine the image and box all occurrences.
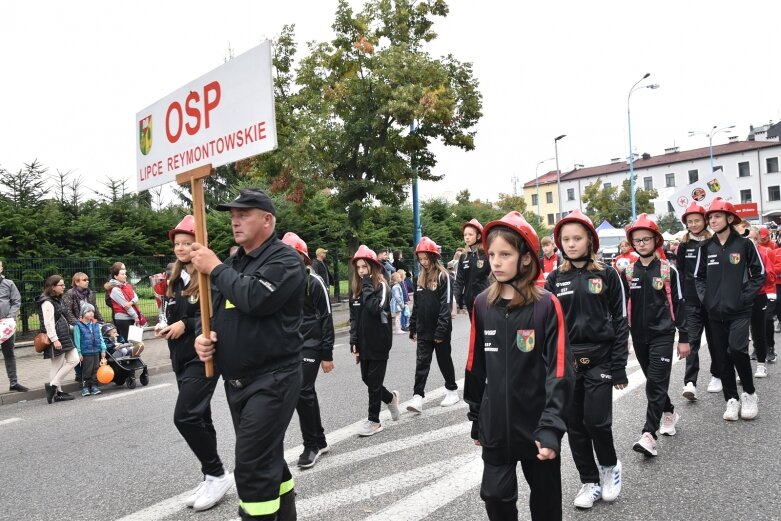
[2,0,780,204]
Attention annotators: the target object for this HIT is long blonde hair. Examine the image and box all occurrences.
[351,260,386,299]
[485,228,541,308]
[558,223,605,273]
[417,252,449,290]
[167,260,199,298]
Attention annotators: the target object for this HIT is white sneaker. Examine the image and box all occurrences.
[707,377,723,393]
[755,363,768,379]
[407,394,424,414]
[682,382,697,401]
[387,390,401,421]
[185,480,207,508]
[632,432,657,457]
[573,483,601,508]
[358,420,384,437]
[599,460,622,502]
[192,473,234,512]
[723,398,741,421]
[659,411,680,436]
[440,389,460,407]
[740,392,758,420]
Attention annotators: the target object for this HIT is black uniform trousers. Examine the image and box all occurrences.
[750,294,769,364]
[481,457,562,521]
[632,334,674,438]
[296,355,327,451]
[227,363,300,519]
[413,338,457,397]
[359,359,393,423]
[709,316,755,400]
[766,298,776,353]
[175,375,225,477]
[683,301,718,385]
[568,359,616,484]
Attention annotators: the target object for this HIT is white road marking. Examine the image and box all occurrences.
[0,417,22,427]
[94,383,172,401]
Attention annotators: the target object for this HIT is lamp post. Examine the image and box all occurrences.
[627,73,660,221]
[554,135,566,222]
[688,125,735,173]
[535,157,554,223]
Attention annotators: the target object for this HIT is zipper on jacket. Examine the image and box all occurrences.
[504,308,511,461]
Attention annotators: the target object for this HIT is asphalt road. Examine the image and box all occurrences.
[2,314,780,521]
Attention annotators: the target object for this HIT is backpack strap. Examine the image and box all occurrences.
[659,260,675,322]
[624,262,635,327]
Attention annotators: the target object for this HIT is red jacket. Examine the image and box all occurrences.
[758,244,777,295]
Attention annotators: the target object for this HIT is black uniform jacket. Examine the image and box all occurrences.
[301,270,335,361]
[210,236,306,380]
[409,271,452,342]
[695,229,766,320]
[545,265,630,385]
[349,277,392,360]
[625,258,688,343]
[453,247,491,309]
[464,290,574,465]
[676,237,708,303]
[164,274,207,377]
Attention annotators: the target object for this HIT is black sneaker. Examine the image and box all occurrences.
[9,383,29,393]
[297,448,321,469]
[768,351,777,364]
[54,392,74,402]
[45,383,56,404]
[318,441,330,454]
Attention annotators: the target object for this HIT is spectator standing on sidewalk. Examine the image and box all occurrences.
[72,303,106,397]
[105,262,142,342]
[63,271,105,383]
[0,260,28,392]
[312,248,331,289]
[36,275,77,403]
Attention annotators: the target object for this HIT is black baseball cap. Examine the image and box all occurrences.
[216,188,276,215]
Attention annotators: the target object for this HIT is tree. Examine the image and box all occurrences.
[496,193,526,214]
[658,212,683,234]
[581,177,657,227]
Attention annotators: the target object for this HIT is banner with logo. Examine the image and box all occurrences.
[135,41,277,191]
[670,169,737,220]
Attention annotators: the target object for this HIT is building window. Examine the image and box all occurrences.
[688,169,698,184]
[713,165,722,173]
[643,176,653,190]
[738,161,751,177]
[740,189,752,203]
[667,201,675,213]
[561,211,569,219]
[769,186,780,202]
[567,188,575,201]
[603,182,611,190]
[547,213,555,225]
[531,193,538,206]
[546,191,553,204]
[768,157,780,173]
[665,173,676,187]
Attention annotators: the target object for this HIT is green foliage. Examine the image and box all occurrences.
[658,212,683,234]
[581,177,658,227]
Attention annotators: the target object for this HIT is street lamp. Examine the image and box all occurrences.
[627,73,660,221]
[688,125,735,173]
[535,157,555,223]
[554,135,566,222]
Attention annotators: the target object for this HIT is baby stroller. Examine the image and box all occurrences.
[101,324,150,389]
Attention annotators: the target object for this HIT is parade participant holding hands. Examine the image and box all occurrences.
[465,211,573,521]
[349,245,400,437]
[454,219,491,317]
[192,189,306,520]
[545,209,628,508]
[159,215,231,512]
[407,237,458,413]
[281,232,336,470]
[624,214,689,457]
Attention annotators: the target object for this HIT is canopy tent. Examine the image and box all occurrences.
[596,220,616,231]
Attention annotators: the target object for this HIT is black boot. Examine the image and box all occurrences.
[278,489,297,521]
[45,383,56,404]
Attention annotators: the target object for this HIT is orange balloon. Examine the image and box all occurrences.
[97,365,115,384]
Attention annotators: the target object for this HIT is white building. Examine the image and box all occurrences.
[558,139,781,221]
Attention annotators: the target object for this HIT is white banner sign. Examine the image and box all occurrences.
[670,169,737,220]
[135,41,277,191]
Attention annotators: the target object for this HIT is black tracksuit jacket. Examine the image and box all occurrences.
[164,275,206,376]
[453,247,491,310]
[464,290,574,465]
[349,278,392,360]
[695,229,766,320]
[676,237,708,303]
[545,265,630,385]
[301,270,335,361]
[409,271,452,342]
[625,258,689,343]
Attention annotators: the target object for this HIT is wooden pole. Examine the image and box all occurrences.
[176,164,215,378]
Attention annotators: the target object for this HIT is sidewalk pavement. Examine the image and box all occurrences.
[0,301,351,406]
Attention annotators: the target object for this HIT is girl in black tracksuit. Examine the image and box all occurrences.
[545,210,628,508]
[464,211,573,521]
[408,238,457,412]
[454,219,491,316]
[350,246,399,436]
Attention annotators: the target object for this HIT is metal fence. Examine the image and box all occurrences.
[3,256,174,335]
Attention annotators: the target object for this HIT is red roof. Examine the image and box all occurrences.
[522,170,560,188]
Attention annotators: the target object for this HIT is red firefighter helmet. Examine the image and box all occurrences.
[553,209,599,252]
[352,245,382,269]
[681,202,706,225]
[482,211,541,276]
[705,197,740,223]
[415,236,441,258]
[168,215,196,242]
[461,218,484,235]
[281,232,310,260]
[625,213,663,247]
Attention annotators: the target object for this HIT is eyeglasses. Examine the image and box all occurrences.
[632,237,656,245]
